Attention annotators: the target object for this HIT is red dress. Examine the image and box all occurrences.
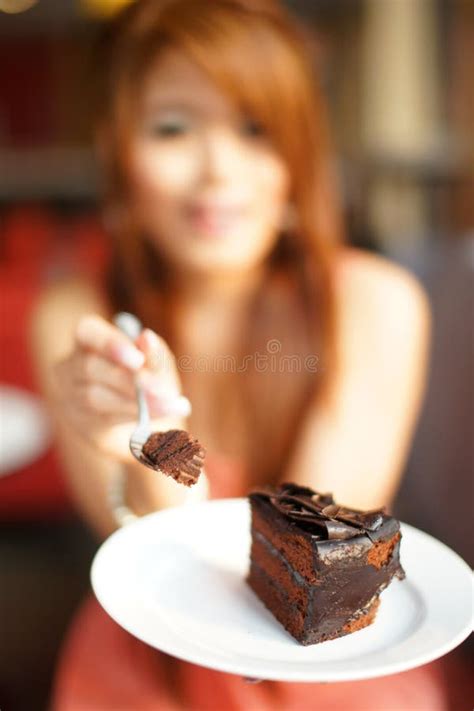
[51,453,459,711]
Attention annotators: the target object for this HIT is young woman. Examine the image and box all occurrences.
[31,1,446,709]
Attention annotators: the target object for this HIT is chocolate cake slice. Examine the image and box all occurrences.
[247,483,405,645]
[140,430,206,486]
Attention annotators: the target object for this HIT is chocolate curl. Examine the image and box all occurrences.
[250,484,385,540]
[325,520,361,540]
[334,507,385,532]
[269,497,328,529]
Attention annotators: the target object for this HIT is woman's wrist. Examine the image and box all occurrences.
[107,456,210,529]
[107,464,139,528]
[107,413,190,527]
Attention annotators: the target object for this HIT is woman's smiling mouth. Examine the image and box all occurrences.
[185,202,248,237]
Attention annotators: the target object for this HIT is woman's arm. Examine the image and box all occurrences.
[30,279,117,538]
[29,278,206,541]
[284,250,431,510]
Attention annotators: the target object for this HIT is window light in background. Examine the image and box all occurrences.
[0,0,38,12]
[79,0,135,19]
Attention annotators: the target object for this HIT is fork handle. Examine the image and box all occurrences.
[113,312,150,428]
[114,311,142,341]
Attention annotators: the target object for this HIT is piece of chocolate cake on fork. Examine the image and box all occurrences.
[247,482,405,645]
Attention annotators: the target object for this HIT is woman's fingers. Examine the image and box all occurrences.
[61,352,189,420]
[75,352,136,399]
[136,328,191,416]
[136,328,181,390]
[74,318,182,395]
[79,383,137,416]
[75,314,145,370]
[55,354,134,416]
[66,317,190,423]
[147,392,192,418]
[77,352,191,417]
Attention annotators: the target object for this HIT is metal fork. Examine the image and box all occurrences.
[113,311,154,469]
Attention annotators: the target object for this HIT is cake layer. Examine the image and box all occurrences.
[247,484,405,645]
[247,561,306,641]
[251,494,402,581]
[250,500,322,584]
[248,560,382,645]
[305,596,381,645]
[250,523,400,641]
[250,530,310,613]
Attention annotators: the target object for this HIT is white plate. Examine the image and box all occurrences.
[0,385,51,477]
[91,498,473,682]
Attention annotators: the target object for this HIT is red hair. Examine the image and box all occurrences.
[95,0,344,486]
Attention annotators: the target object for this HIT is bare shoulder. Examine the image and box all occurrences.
[33,276,108,333]
[31,277,109,367]
[287,249,431,508]
[34,275,107,317]
[333,246,431,342]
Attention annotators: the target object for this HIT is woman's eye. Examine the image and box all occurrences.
[146,119,189,138]
[241,117,265,138]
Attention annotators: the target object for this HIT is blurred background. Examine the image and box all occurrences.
[0,1,472,709]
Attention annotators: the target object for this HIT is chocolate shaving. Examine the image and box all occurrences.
[140,429,206,487]
[280,482,333,503]
[311,492,333,504]
[250,483,385,541]
[269,497,328,529]
[322,504,341,518]
[334,508,385,531]
[325,520,361,540]
[278,494,329,516]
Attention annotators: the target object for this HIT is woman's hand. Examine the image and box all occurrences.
[53,314,190,461]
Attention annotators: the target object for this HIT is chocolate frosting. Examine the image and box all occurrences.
[140,429,206,487]
[249,482,387,541]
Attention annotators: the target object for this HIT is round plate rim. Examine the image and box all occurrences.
[91,498,473,682]
[0,384,51,476]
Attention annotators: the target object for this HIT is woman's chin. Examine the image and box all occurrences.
[176,252,264,280]
[171,239,261,272]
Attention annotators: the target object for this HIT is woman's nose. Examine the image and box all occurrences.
[198,129,243,184]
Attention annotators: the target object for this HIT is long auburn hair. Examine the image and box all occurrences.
[94,0,344,487]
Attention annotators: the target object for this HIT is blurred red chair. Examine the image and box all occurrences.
[0,204,110,521]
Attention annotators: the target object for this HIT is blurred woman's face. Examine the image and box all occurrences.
[127,48,291,277]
